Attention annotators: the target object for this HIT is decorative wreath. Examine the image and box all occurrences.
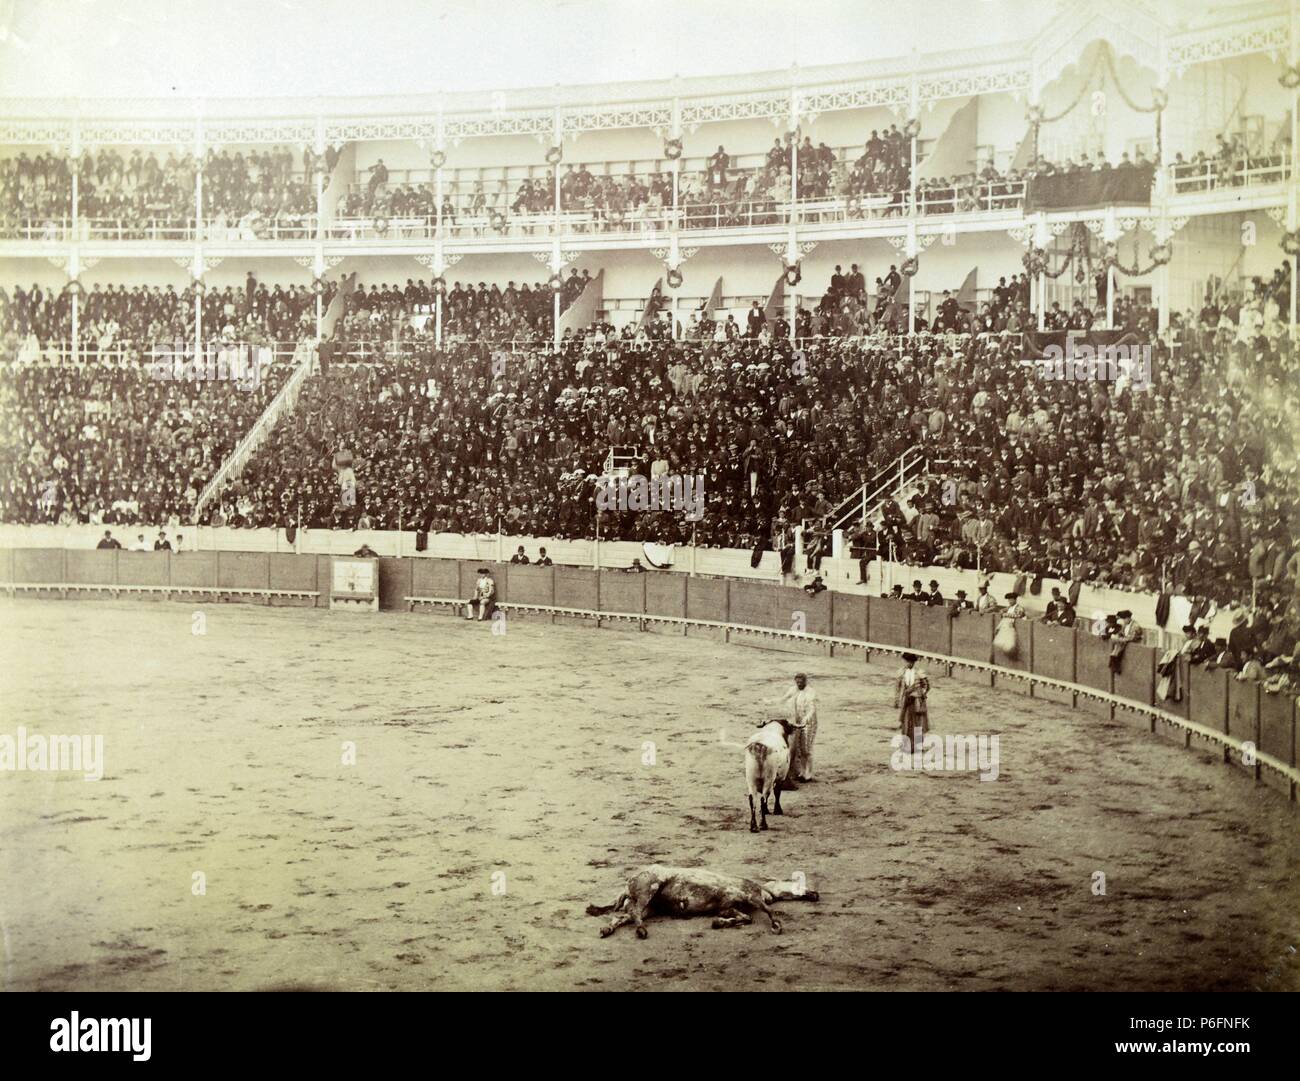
[64,279,83,298]
[902,117,920,140]
[900,255,919,278]
[546,144,563,165]
[1022,247,1048,276]
[312,277,326,297]
[784,263,802,287]
[1025,104,1045,125]
[666,266,683,289]
[1102,240,1119,267]
[664,138,683,160]
[490,209,507,232]
[1148,242,1173,267]
[847,195,863,218]
[430,149,447,170]
[433,276,447,297]
[549,273,564,292]
[373,217,389,236]
[1280,66,1300,90]
[1282,230,1300,257]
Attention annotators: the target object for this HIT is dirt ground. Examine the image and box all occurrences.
[0,598,1296,992]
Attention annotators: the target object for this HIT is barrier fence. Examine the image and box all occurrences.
[3,547,1296,802]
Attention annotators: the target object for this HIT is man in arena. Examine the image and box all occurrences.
[466,567,496,621]
[895,652,929,745]
[780,672,819,783]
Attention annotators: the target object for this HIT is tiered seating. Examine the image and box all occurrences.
[0,360,289,525]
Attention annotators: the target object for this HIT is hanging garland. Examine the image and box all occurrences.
[1281,66,1300,90]
[899,256,919,277]
[666,266,683,289]
[1282,230,1300,257]
[784,263,801,287]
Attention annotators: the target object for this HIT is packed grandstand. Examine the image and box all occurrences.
[1,11,1298,694]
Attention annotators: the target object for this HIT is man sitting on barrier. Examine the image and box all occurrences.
[466,567,496,621]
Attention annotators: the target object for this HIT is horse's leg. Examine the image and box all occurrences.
[759,794,769,830]
[744,886,782,933]
[773,784,784,815]
[763,880,820,903]
[748,793,758,833]
[711,907,753,930]
[599,909,635,937]
[625,878,658,939]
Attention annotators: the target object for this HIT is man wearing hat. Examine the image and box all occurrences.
[925,579,945,606]
[466,567,496,621]
[895,653,929,744]
[1003,592,1027,619]
[950,589,973,612]
[907,579,927,603]
[779,673,819,783]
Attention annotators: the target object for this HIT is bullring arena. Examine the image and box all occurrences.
[2,0,1300,1004]
[0,549,1297,992]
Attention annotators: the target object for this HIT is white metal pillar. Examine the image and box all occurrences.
[1106,263,1115,329]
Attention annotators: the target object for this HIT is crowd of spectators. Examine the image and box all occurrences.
[190,270,1297,624]
[322,271,593,354]
[1,146,332,239]
[0,359,288,526]
[0,276,334,363]
[1170,130,1293,193]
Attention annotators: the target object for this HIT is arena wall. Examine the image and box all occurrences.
[3,547,1296,801]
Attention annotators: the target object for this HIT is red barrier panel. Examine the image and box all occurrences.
[1188,664,1229,737]
[1074,630,1113,716]
[597,570,644,617]
[411,558,459,599]
[1114,644,1157,712]
[508,566,557,607]
[729,579,775,629]
[1226,679,1260,775]
[65,549,116,585]
[909,603,951,663]
[1030,622,1076,705]
[170,551,218,589]
[217,551,270,591]
[118,551,170,587]
[867,596,910,651]
[12,549,63,584]
[376,557,409,611]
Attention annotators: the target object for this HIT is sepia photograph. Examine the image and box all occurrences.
[0,0,1297,1025]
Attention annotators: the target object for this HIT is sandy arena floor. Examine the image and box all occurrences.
[0,598,1296,992]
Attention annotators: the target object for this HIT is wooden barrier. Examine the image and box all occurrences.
[867,596,910,652]
[950,610,994,686]
[597,571,645,629]
[1030,622,1076,706]
[1227,679,1261,777]
[685,576,728,640]
[4,548,1295,802]
[1075,630,1114,717]
[994,617,1033,698]
[644,574,686,635]
[411,558,459,600]
[1114,644,1158,716]
[909,604,951,668]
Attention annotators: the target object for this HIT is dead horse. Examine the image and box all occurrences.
[586,864,819,938]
